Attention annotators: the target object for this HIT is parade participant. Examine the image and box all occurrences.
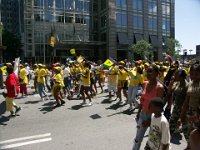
[44,65,51,92]
[189,103,200,150]
[52,67,65,107]
[167,69,188,135]
[144,97,170,150]
[94,60,104,94]
[25,63,30,84]
[117,61,129,104]
[63,63,72,97]
[89,64,96,97]
[132,64,164,150]
[37,64,50,101]
[107,63,118,100]
[5,66,21,116]
[19,64,28,97]
[177,63,200,150]
[143,62,150,81]
[80,62,92,106]
[33,64,39,93]
[127,65,143,110]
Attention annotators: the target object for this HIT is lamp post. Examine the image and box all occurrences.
[183,49,187,64]
[189,49,193,55]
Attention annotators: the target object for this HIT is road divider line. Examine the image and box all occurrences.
[0,133,51,144]
[0,138,52,149]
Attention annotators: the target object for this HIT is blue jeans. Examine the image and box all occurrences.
[37,83,47,98]
[132,111,151,150]
[127,85,138,104]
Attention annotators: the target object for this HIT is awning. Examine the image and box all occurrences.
[117,32,129,45]
[134,34,143,43]
[149,35,158,47]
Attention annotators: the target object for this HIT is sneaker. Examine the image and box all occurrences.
[41,98,45,101]
[9,111,16,117]
[87,102,93,106]
[54,103,61,107]
[45,96,50,100]
[15,107,21,114]
[80,101,87,105]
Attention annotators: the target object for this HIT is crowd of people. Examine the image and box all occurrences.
[1,56,200,150]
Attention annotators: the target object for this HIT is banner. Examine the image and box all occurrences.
[0,66,7,73]
[14,57,20,77]
[50,36,55,47]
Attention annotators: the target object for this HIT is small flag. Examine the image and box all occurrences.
[70,48,76,55]
[77,56,84,63]
[0,66,7,73]
[14,57,20,77]
[103,58,114,69]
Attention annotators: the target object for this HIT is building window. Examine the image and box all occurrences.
[148,0,157,15]
[65,0,74,10]
[116,12,127,27]
[162,3,170,16]
[148,16,157,31]
[162,18,170,36]
[133,14,143,29]
[101,32,107,41]
[133,0,143,12]
[116,0,127,10]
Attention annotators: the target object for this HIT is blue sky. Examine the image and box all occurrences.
[175,0,200,54]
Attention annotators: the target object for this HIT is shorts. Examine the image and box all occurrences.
[118,80,128,90]
[6,97,16,111]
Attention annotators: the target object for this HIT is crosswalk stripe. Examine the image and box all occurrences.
[0,133,51,144]
[0,138,52,149]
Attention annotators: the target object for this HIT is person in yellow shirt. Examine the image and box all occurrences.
[117,61,129,104]
[19,64,28,97]
[107,63,118,100]
[80,62,92,106]
[52,67,65,107]
[37,64,50,101]
[127,66,144,110]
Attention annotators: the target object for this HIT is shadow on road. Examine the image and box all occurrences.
[69,104,84,110]
[106,102,126,110]
[101,98,116,104]
[25,100,41,104]
[39,101,55,114]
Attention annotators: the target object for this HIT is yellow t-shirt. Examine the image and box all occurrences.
[118,69,129,81]
[34,68,39,77]
[19,68,28,84]
[37,68,46,83]
[108,66,118,84]
[128,70,144,86]
[54,73,64,87]
[81,68,90,86]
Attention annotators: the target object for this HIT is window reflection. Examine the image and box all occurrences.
[133,15,143,29]
[133,0,142,11]
[148,16,157,31]
[148,0,157,14]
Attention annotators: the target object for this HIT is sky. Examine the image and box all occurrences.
[175,0,200,55]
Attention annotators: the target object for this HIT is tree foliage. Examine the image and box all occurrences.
[164,38,182,56]
[130,40,153,59]
[2,29,21,61]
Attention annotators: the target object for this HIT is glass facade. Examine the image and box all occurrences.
[162,1,170,36]
[116,0,127,32]
[25,0,92,58]
[133,0,143,29]
[148,0,157,32]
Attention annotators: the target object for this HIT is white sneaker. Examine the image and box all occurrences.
[45,96,50,100]
[87,102,93,106]
[80,102,87,105]
[41,98,45,101]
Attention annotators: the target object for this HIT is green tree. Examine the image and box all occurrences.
[2,29,21,61]
[163,38,182,56]
[130,40,153,60]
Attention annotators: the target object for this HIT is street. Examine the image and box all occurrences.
[0,87,186,150]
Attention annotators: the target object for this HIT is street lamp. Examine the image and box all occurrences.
[183,49,187,64]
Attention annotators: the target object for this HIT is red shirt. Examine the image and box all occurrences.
[5,73,19,97]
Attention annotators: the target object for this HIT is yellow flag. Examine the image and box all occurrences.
[50,36,55,47]
[103,59,113,67]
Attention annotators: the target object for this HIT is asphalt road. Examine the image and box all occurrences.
[0,85,187,150]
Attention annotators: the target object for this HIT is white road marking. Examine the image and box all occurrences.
[0,138,52,149]
[0,133,51,144]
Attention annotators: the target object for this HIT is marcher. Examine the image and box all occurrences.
[132,64,164,150]
[5,66,21,116]
[19,64,28,97]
